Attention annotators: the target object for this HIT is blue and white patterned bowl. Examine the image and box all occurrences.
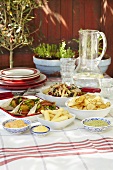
[2,119,31,134]
[82,117,111,133]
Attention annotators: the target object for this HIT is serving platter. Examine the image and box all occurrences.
[0,73,47,90]
[0,96,37,117]
[1,67,40,78]
[0,95,57,121]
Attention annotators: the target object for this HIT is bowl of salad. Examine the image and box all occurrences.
[37,83,84,106]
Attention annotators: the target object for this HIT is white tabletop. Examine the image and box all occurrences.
[0,77,113,170]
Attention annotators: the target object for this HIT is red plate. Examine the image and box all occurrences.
[1,73,40,82]
[0,74,47,90]
[1,75,40,85]
[1,67,40,78]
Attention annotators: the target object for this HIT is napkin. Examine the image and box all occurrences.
[81,87,101,93]
[0,92,14,100]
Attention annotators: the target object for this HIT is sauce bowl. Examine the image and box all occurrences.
[82,117,111,132]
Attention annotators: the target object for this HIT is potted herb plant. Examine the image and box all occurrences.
[33,41,77,76]
[0,0,46,68]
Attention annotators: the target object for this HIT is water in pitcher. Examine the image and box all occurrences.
[73,29,107,88]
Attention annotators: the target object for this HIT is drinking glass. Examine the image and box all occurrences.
[100,78,113,99]
[60,58,76,85]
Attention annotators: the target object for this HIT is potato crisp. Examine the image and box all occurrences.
[68,94,111,110]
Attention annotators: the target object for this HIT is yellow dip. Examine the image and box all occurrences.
[84,120,108,127]
[33,125,48,132]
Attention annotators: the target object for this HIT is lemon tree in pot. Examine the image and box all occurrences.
[33,41,76,76]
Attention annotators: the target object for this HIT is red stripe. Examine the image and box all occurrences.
[1,142,113,155]
[1,137,113,166]
[1,137,113,151]
[1,137,112,151]
[1,149,113,166]
[0,138,113,152]
[0,142,93,152]
[1,146,113,160]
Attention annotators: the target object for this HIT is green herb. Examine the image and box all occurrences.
[33,41,75,59]
[36,103,41,109]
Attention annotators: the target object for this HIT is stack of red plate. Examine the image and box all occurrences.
[0,67,47,90]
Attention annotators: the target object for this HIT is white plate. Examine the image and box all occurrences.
[1,73,40,82]
[1,67,40,78]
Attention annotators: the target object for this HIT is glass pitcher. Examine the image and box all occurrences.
[73,29,107,88]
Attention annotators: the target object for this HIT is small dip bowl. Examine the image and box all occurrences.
[82,117,111,133]
[2,118,31,134]
[30,125,50,136]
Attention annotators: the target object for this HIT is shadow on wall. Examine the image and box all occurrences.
[100,0,113,77]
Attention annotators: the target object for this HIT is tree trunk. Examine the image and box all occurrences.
[9,50,13,68]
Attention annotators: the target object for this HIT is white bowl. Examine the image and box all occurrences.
[33,56,60,76]
[38,91,69,107]
[2,119,31,134]
[99,57,111,73]
[37,84,82,106]
[37,113,76,130]
[65,97,112,120]
[82,117,111,132]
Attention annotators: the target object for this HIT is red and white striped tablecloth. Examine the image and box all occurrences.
[0,110,113,170]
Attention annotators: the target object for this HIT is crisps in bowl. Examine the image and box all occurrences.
[65,94,112,120]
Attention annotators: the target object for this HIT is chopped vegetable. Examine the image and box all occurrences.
[43,83,84,97]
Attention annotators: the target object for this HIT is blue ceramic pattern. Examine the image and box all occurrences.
[2,119,31,134]
[30,125,50,136]
[82,117,111,132]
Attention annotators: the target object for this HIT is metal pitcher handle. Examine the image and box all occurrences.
[97,32,107,63]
